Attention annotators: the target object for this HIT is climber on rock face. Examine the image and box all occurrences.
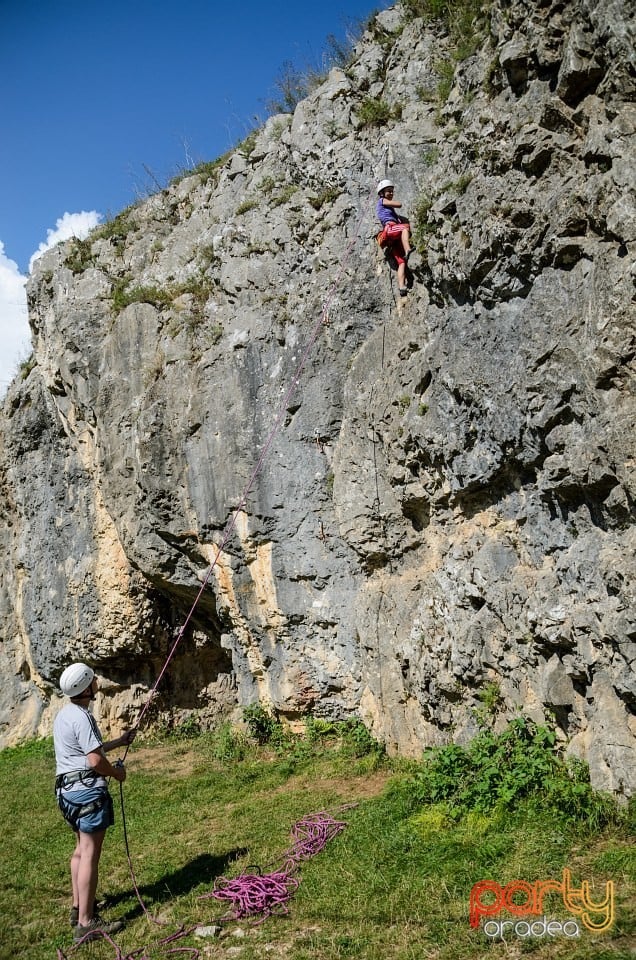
[376,179,413,297]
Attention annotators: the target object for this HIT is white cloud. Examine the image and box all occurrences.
[0,242,29,393]
[29,210,102,272]
[0,211,102,396]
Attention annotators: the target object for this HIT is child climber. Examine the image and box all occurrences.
[376,179,414,296]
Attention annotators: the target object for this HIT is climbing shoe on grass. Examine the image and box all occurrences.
[70,898,103,926]
[73,917,124,943]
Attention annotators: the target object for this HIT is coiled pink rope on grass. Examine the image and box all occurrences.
[209,869,301,921]
[200,811,348,922]
[55,810,351,958]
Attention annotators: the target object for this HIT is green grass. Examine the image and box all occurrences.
[0,721,634,960]
[356,97,397,127]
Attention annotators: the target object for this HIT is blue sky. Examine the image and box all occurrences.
[0,0,387,392]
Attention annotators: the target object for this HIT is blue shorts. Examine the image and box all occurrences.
[58,786,114,834]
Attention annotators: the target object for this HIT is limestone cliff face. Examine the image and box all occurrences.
[1,0,634,793]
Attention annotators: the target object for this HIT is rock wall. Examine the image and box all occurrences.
[1,0,634,793]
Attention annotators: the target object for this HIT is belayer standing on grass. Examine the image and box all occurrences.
[54,662,136,943]
[376,179,414,296]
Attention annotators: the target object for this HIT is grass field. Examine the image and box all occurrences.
[0,717,634,960]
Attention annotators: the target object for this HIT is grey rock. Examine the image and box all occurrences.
[0,0,634,794]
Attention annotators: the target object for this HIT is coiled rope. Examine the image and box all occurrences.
[56,810,351,958]
[200,810,349,923]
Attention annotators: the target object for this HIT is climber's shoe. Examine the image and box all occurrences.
[73,917,124,943]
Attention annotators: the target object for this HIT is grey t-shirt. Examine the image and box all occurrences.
[53,702,107,791]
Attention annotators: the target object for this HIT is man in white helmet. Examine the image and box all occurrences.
[376,179,414,296]
[54,662,136,943]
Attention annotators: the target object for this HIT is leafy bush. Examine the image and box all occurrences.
[266,60,311,114]
[339,718,386,760]
[93,210,136,242]
[271,184,299,207]
[168,713,201,739]
[211,722,247,761]
[19,353,37,380]
[111,282,173,313]
[308,186,341,210]
[357,97,395,127]
[111,273,214,320]
[64,237,94,273]
[265,27,359,116]
[406,718,620,829]
[191,154,232,183]
[412,190,435,252]
[243,703,281,744]
[236,198,258,215]
[401,0,488,47]
[433,57,456,102]
[241,707,385,770]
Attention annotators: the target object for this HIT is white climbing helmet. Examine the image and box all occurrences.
[377,179,395,194]
[59,662,95,698]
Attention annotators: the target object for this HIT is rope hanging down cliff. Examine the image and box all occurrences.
[57,181,380,960]
[125,181,378,741]
[56,167,398,960]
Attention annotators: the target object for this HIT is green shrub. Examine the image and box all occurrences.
[211,721,247,761]
[19,353,37,380]
[401,0,488,52]
[208,322,223,345]
[258,175,276,194]
[265,28,359,116]
[308,185,341,210]
[236,198,258,215]
[64,237,94,273]
[238,131,258,157]
[93,210,136,242]
[111,282,173,313]
[339,718,385,760]
[243,703,281,744]
[357,97,395,127]
[455,172,473,194]
[433,57,456,102]
[272,184,299,207]
[191,154,231,182]
[168,713,201,739]
[422,146,440,166]
[266,60,310,113]
[412,190,435,252]
[110,273,214,319]
[406,717,620,830]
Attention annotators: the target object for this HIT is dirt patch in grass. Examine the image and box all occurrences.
[131,744,392,805]
[129,741,201,775]
[289,769,391,802]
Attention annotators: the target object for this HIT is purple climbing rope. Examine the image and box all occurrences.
[56,925,201,960]
[54,810,351,958]
[199,811,348,922]
[209,869,301,921]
